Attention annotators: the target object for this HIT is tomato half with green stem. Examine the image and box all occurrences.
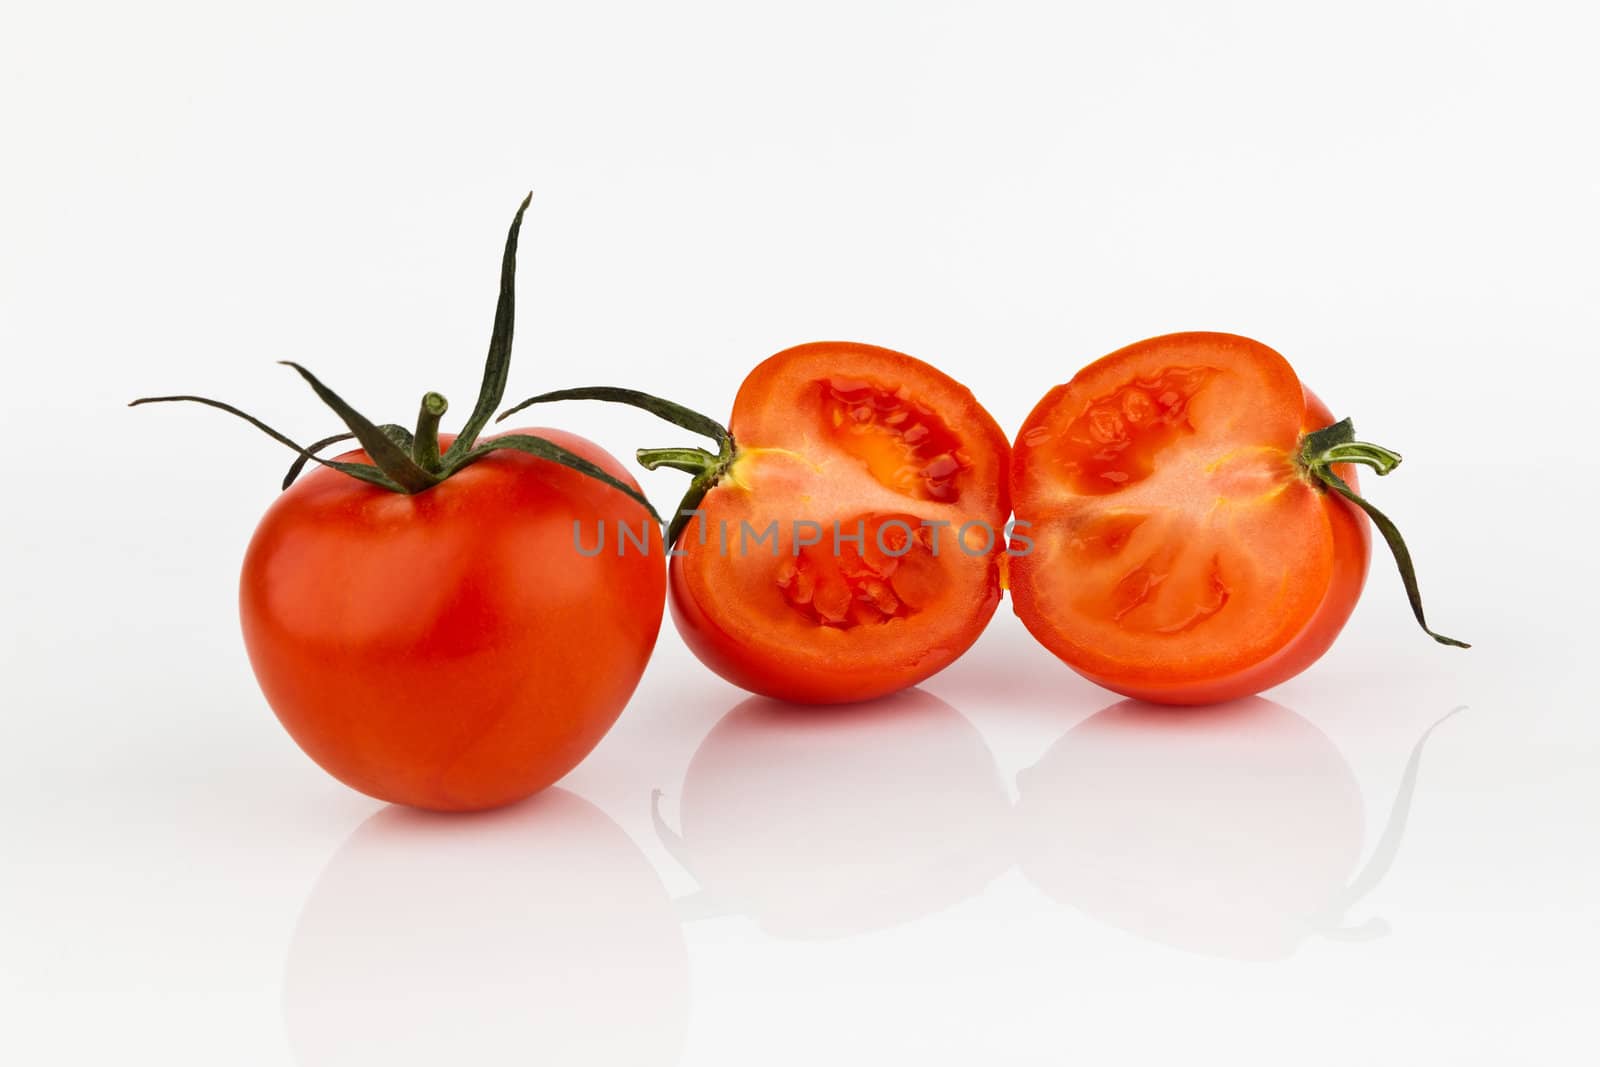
[132,196,666,811]
[499,342,1012,704]
[1009,331,1466,705]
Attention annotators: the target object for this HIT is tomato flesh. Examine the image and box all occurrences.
[822,378,969,502]
[1041,365,1215,495]
[773,513,944,629]
[670,342,1011,704]
[1010,333,1371,705]
[240,429,665,810]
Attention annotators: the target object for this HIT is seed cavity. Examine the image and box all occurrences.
[822,379,968,503]
[775,514,940,629]
[1057,365,1215,495]
[1087,537,1232,635]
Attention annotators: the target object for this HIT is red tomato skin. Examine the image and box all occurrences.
[665,554,771,696]
[665,551,1000,705]
[239,429,665,811]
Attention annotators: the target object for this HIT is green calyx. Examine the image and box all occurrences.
[129,194,659,523]
[496,386,736,547]
[1297,418,1469,649]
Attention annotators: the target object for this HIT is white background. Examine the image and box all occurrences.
[4,1,1597,1063]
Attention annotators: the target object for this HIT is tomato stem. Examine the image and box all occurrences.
[413,392,449,472]
[1319,440,1402,475]
[498,386,736,546]
[637,444,737,546]
[636,446,719,476]
[1298,418,1469,648]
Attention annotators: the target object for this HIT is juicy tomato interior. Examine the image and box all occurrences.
[1009,333,1371,705]
[1043,365,1216,495]
[820,379,969,502]
[670,342,1011,704]
[774,513,944,629]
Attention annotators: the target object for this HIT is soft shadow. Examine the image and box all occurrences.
[1014,698,1463,961]
[283,789,689,1066]
[653,688,1010,940]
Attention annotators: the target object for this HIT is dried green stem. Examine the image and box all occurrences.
[1298,418,1469,648]
[413,392,448,472]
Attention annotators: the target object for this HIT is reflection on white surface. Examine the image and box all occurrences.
[283,789,688,1066]
[1015,698,1462,961]
[653,689,1010,939]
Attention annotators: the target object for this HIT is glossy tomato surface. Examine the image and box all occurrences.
[1009,333,1371,705]
[240,428,665,811]
[671,342,1011,704]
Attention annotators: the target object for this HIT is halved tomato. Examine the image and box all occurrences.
[504,342,1011,704]
[1009,332,1463,705]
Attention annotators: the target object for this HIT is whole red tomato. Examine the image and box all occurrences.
[242,429,663,811]
[503,341,1012,704]
[1009,332,1465,704]
[136,197,665,810]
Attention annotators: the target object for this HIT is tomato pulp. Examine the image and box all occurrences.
[1009,333,1374,704]
[241,430,665,810]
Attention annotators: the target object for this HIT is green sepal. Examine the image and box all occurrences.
[278,361,438,493]
[445,432,662,523]
[497,385,737,547]
[128,396,403,491]
[283,431,355,488]
[280,424,416,489]
[1301,417,1357,452]
[498,385,732,450]
[445,192,532,463]
[383,423,417,451]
